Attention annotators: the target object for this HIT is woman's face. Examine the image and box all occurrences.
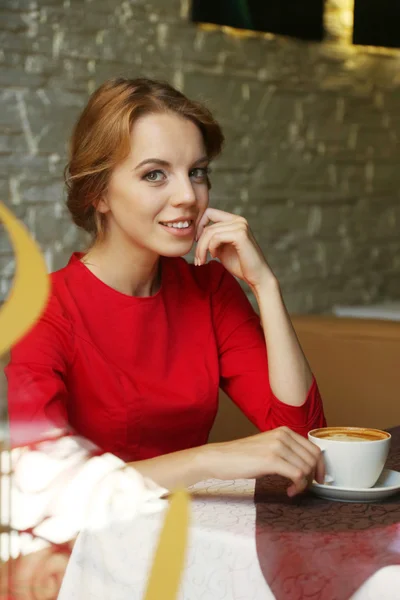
[98,112,210,258]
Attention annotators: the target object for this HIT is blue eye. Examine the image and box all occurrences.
[144,170,166,182]
[190,167,210,181]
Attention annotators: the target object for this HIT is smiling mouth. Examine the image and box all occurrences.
[159,220,194,229]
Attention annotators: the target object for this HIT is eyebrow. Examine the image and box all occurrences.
[134,155,209,170]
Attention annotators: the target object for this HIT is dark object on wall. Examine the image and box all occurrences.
[191,0,325,42]
[353,0,400,49]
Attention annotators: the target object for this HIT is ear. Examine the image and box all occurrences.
[96,196,110,214]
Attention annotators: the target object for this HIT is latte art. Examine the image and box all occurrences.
[310,427,390,442]
[326,434,372,442]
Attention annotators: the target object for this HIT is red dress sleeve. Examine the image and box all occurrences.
[209,261,326,436]
[5,294,74,448]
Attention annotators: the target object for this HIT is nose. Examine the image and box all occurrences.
[170,174,197,207]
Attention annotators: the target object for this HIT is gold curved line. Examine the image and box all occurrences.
[144,488,190,600]
[0,202,50,357]
[0,201,189,600]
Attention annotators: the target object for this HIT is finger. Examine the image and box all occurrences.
[202,226,244,262]
[281,444,316,477]
[287,478,308,497]
[195,222,237,257]
[196,208,244,241]
[282,428,323,466]
[265,455,309,492]
[208,234,230,259]
[282,434,321,473]
[275,440,315,480]
[195,209,214,242]
[196,224,244,265]
[287,435,325,487]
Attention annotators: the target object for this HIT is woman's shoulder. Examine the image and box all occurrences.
[50,253,81,287]
[40,256,82,330]
[9,261,76,362]
[50,253,89,304]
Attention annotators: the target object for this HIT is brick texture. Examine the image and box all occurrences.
[1,0,400,314]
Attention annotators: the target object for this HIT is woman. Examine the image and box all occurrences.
[6,77,326,497]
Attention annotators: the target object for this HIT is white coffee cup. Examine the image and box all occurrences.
[308,426,391,489]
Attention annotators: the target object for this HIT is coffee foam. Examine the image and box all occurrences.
[310,427,390,442]
[325,433,372,442]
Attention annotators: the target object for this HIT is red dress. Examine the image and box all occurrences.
[6,254,325,461]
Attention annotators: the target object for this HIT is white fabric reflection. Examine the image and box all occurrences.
[10,435,167,545]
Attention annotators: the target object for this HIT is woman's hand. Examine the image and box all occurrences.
[205,427,325,497]
[129,428,324,493]
[195,208,273,289]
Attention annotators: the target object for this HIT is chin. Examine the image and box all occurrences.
[157,240,194,258]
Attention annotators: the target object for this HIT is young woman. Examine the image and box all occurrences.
[6,77,326,497]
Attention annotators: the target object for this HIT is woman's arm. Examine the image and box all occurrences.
[250,273,313,407]
[195,208,326,428]
[129,425,324,496]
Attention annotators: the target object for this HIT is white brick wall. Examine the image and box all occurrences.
[0,0,400,313]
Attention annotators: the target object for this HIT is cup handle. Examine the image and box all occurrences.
[320,449,335,485]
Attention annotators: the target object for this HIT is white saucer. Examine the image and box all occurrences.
[310,469,400,503]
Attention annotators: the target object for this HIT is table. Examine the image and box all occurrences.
[59,429,400,600]
[254,426,400,599]
[58,478,273,600]
[333,302,400,321]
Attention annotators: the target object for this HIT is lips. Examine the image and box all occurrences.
[159,219,193,229]
[159,219,195,237]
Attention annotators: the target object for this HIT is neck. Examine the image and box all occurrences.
[82,235,161,297]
